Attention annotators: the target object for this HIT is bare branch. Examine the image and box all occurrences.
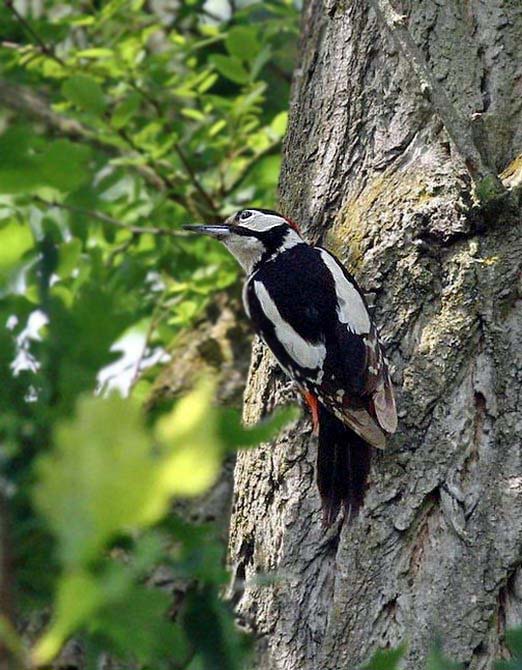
[174,143,220,217]
[34,197,188,239]
[128,299,169,392]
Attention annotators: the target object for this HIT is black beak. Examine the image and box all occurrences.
[183,224,232,239]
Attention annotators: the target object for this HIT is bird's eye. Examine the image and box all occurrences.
[239,210,253,221]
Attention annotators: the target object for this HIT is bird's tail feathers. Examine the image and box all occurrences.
[316,403,372,527]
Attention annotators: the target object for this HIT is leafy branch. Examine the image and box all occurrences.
[127,79,221,220]
[2,4,212,220]
[3,0,65,66]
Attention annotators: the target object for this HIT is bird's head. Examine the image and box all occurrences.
[183,208,303,274]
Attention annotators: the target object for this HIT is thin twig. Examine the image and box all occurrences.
[369,0,504,195]
[106,236,136,267]
[128,294,169,392]
[0,78,114,150]
[222,141,281,197]
[128,79,220,218]
[34,197,188,238]
[201,7,223,23]
[4,0,66,67]
[112,125,190,208]
[174,143,219,217]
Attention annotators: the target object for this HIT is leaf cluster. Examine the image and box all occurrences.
[0,1,299,668]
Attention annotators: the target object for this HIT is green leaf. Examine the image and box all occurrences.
[506,628,522,657]
[0,221,34,284]
[45,286,133,406]
[183,585,250,670]
[111,92,141,129]
[218,405,299,449]
[182,108,206,122]
[155,379,222,497]
[250,44,272,79]
[43,140,93,191]
[209,119,227,137]
[32,570,102,665]
[56,238,82,278]
[34,380,224,567]
[270,111,288,138]
[62,75,107,115]
[495,628,522,669]
[32,533,172,665]
[426,640,462,670]
[75,48,114,59]
[361,645,406,670]
[210,55,250,85]
[0,127,91,194]
[225,27,259,62]
[33,395,160,567]
[89,584,188,664]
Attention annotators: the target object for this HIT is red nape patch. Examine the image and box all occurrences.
[284,217,300,232]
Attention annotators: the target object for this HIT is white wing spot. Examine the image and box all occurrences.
[320,249,371,335]
[254,281,327,371]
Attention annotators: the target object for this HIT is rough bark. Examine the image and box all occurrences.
[228,2,522,669]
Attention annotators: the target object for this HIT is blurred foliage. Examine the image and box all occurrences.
[0,0,299,667]
[361,635,522,670]
[497,629,522,669]
[361,645,407,670]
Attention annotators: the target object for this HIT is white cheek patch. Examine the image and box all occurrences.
[319,249,371,334]
[253,281,326,370]
[224,236,265,273]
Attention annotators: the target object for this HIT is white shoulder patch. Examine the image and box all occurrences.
[267,230,304,262]
[319,249,371,334]
[253,280,326,370]
[242,281,251,319]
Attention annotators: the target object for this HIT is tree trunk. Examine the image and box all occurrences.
[228,2,522,668]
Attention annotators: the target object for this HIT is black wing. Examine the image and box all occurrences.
[245,245,397,446]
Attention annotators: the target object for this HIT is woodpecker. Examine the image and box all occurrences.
[184,209,397,526]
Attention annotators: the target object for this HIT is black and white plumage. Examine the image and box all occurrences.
[184,209,397,525]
